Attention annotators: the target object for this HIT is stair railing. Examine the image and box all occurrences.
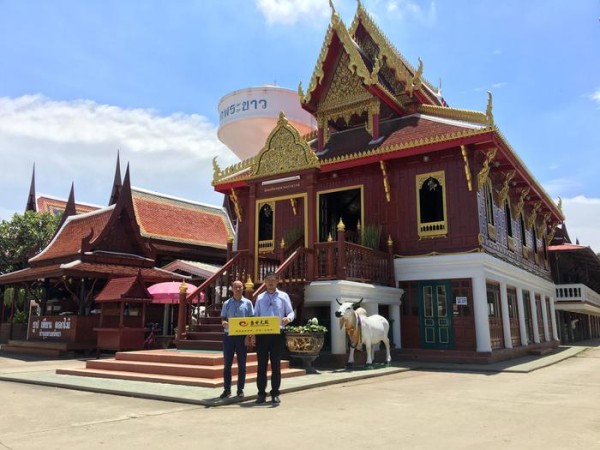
[178,250,250,340]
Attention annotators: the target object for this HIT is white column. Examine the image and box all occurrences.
[529,290,540,343]
[541,297,550,342]
[472,276,492,352]
[499,282,512,349]
[516,287,528,346]
[330,300,346,355]
[364,303,378,316]
[390,304,401,349]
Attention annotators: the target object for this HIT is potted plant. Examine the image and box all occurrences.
[284,318,328,374]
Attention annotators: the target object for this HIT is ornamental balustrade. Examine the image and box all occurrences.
[177,230,395,340]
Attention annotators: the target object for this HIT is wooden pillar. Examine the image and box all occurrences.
[226,237,233,260]
[176,281,188,342]
[387,235,395,287]
[306,173,317,280]
[336,219,346,280]
[318,127,324,152]
[247,183,257,281]
[372,113,379,140]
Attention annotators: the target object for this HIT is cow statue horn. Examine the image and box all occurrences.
[336,298,342,305]
[352,298,364,310]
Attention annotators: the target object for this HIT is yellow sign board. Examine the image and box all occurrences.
[228,316,281,335]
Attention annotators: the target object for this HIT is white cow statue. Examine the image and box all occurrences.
[335,299,391,368]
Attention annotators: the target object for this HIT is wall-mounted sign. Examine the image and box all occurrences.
[456,296,468,306]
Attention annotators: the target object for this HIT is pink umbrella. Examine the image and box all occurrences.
[147,281,203,304]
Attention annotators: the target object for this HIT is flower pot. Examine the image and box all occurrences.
[284,332,325,374]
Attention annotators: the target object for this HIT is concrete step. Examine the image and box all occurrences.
[56,366,303,388]
[114,349,258,366]
[84,359,268,378]
[186,331,224,340]
[177,339,223,351]
[56,349,305,387]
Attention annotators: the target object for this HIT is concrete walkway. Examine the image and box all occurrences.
[0,340,598,407]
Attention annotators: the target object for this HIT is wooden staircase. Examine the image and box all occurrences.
[56,349,305,387]
[180,314,225,351]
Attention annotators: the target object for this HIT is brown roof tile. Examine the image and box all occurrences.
[132,189,232,249]
[30,207,115,263]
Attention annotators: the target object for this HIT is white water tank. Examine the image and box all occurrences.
[217,85,317,161]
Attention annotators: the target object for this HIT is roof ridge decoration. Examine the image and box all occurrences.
[349,1,438,102]
[417,104,491,125]
[301,3,372,107]
[250,112,320,179]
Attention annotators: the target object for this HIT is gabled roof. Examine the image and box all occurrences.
[0,260,182,285]
[131,187,233,249]
[300,2,443,114]
[95,271,152,303]
[29,206,115,265]
[348,1,443,106]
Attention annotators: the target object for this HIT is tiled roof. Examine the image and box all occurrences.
[316,114,483,160]
[95,275,151,302]
[29,207,115,263]
[131,188,233,249]
[36,195,100,216]
[0,260,182,285]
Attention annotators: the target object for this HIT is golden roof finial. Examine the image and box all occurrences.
[212,156,221,180]
[298,81,305,103]
[486,91,494,126]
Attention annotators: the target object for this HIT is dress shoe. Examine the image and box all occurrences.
[255,394,266,404]
[219,390,231,399]
[236,389,244,398]
[271,396,281,404]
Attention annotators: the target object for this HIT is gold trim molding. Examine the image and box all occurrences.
[251,112,320,179]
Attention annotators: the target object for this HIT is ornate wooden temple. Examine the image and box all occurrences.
[183,2,568,362]
[0,161,233,353]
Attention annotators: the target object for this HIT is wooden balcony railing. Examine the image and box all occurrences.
[252,247,307,301]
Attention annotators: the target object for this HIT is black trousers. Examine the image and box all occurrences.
[256,333,284,397]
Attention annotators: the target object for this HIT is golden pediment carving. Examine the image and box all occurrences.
[250,113,319,179]
[476,148,497,191]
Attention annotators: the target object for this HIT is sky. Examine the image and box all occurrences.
[0,0,599,251]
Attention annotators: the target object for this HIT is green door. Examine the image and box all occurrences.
[418,281,454,349]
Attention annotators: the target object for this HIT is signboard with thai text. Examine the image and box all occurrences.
[227,316,281,335]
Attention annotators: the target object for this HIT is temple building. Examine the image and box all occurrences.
[180,2,598,363]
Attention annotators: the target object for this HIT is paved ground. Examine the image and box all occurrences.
[0,340,599,449]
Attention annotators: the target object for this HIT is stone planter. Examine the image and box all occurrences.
[284,332,325,374]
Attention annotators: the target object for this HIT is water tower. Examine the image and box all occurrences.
[217,85,317,161]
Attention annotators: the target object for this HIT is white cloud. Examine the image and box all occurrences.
[590,89,600,106]
[491,82,508,89]
[381,0,437,25]
[561,195,600,254]
[0,95,237,219]
[255,0,330,25]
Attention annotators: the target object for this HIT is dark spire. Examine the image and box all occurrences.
[25,163,37,212]
[55,183,77,232]
[108,150,122,205]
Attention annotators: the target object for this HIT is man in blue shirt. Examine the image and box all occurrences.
[219,279,254,399]
[253,272,294,404]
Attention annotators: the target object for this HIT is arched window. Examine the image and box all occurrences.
[520,212,527,247]
[416,171,447,238]
[257,202,274,252]
[504,201,513,237]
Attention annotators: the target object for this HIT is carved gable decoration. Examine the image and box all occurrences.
[320,52,372,112]
[250,113,319,179]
